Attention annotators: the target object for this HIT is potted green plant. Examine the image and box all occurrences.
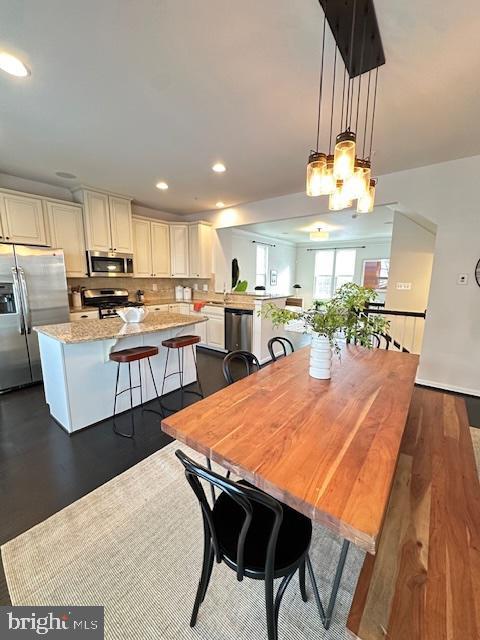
[263,283,389,379]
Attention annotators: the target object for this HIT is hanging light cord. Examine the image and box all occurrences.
[355,15,367,137]
[368,66,379,160]
[328,45,337,154]
[341,66,347,132]
[346,0,357,130]
[362,70,371,159]
[315,13,327,151]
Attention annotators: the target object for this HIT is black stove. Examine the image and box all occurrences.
[82,288,144,319]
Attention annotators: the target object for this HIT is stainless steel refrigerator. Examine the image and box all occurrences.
[0,244,69,391]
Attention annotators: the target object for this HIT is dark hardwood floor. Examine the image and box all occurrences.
[0,347,228,605]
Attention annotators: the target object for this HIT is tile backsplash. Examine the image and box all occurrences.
[67,276,212,304]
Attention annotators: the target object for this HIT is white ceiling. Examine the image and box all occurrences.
[237,205,393,244]
[1,1,479,214]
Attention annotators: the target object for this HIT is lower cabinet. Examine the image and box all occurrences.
[203,306,225,350]
[69,310,99,321]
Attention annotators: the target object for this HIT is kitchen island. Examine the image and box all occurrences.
[34,312,207,433]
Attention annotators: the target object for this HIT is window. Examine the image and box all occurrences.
[255,244,268,288]
[362,259,390,290]
[313,249,356,299]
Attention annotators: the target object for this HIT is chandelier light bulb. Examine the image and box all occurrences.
[329,180,352,211]
[333,130,356,181]
[342,159,370,200]
[357,178,377,213]
[309,227,330,241]
[306,152,327,197]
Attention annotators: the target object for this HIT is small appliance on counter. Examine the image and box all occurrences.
[175,285,184,301]
[71,289,83,309]
[183,286,192,301]
[136,289,145,303]
[83,288,144,319]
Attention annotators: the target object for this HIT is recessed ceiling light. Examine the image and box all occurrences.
[216,201,225,208]
[212,163,226,173]
[0,52,30,77]
[55,171,77,179]
[156,181,168,190]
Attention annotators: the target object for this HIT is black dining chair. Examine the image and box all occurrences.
[371,333,391,349]
[222,350,261,385]
[175,450,314,640]
[267,337,294,362]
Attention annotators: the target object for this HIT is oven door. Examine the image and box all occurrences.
[87,251,134,277]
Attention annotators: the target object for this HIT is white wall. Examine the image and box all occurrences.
[295,238,391,308]
[231,229,296,295]
[386,212,435,312]
[191,154,480,396]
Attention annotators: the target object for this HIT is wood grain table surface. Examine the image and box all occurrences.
[161,346,419,554]
[347,387,480,640]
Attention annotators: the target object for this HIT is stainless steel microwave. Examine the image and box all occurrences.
[87,251,134,277]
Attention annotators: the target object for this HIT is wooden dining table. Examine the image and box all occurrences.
[161,345,419,555]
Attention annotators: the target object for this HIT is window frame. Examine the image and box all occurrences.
[313,248,356,300]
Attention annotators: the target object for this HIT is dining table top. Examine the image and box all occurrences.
[161,345,419,554]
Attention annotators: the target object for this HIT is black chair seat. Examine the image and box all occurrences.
[213,481,312,579]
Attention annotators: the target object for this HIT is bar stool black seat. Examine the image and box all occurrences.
[160,334,203,416]
[175,450,313,640]
[267,337,294,362]
[109,345,162,439]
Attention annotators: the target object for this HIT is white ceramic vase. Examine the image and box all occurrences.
[309,333,332,380]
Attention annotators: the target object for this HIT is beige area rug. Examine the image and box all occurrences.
[2,442,365,640]
[471,427,480,474]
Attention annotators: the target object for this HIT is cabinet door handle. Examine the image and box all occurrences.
[6,236,10,240]
[81,315,88,318]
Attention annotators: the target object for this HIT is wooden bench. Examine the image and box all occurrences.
[347,387,480,639]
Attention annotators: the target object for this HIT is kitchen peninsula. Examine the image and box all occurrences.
[34,312,207,433]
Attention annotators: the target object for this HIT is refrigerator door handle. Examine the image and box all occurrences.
[11,267,25,335]
[17,266,32,334]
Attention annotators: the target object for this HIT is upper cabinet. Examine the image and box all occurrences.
[73,188,133,253]
[169,224,189,277]
[0,192,48,246]
[151,221,171,277]
[46,201,87,277]
[109,195,133,253]
[132,218,170,278]
[189,222,212,278]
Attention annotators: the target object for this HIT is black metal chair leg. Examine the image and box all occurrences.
[112,362,135,439]
[192,344,204,398]
[112,362,120,435]
[299,558,308,602]
[274,571,295,626]
[205,458,216,504]
[128,362,135,437]
[138,359,143,409]
[143,356,164,419]
[265,572,277,640]
[178,347,184,409]
[190,526,214,627]
[159,347,170,417]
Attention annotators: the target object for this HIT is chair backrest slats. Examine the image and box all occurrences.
[175,450,283,581]
[267,337,294,362]
[222,350,261,385]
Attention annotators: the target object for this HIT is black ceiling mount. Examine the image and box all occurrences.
[318,0,385,78]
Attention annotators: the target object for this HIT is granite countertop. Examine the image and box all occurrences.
[35,312,207,344]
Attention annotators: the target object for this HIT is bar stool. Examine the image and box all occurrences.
[160,335,204,416]
[110,345,162,438]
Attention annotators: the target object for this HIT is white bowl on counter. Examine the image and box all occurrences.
[116,307,149,323]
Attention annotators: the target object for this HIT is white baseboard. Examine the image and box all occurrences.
[415,377,480,398]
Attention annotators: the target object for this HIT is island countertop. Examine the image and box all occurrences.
[34,312,207,344]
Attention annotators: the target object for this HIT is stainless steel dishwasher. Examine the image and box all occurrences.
[225,307,253,352]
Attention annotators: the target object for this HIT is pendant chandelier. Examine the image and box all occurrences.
[306,0,382,214]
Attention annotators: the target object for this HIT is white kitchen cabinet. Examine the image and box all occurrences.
[109,195,133,253]
[46,201,87,277]
[204,305,225,350]
[74,188,133,253]
[69,310,99,321]
[189,307,207,343]
[146,304,169,312]
[189,222,212,278]
[133,217,170,278]
[133,218,153,277]
[0,192,48,246]
[168,304,180,314]
[151,222,170,277]
[169,224,189,277]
